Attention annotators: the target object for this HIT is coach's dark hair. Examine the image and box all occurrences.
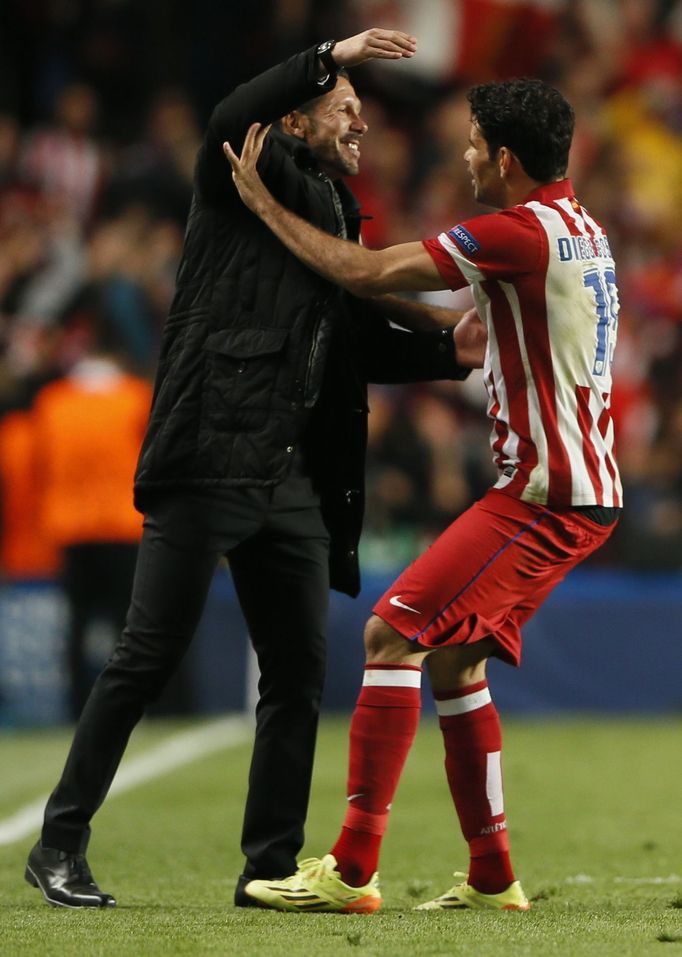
[297,67,351,115]
[467,79,574,183]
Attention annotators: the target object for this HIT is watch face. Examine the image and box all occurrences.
[318,41,332,53]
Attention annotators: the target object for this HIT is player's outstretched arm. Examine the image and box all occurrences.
[223,124,447,297]
[372,295,466,332]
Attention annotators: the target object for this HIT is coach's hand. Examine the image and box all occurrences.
[333,29,417,68]
[454,308,488,369]
[224,123,272,216]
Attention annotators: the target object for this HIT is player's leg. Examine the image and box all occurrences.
[418,642,529,910]
[328,616,426,888]
[355,492,542,913]
[228,491,330,897]
[243,615,426,912]
[414,502,617,911]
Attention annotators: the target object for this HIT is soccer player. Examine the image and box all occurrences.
[224,78,622,912]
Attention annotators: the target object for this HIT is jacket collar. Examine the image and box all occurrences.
[270,125,318,170]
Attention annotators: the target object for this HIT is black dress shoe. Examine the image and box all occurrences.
[25,841,116,908]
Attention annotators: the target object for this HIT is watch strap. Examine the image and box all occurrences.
[316,40,338,76]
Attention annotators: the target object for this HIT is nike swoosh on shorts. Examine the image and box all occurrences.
[388,595,421,614]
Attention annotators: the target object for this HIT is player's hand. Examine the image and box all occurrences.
[332,29,417,68]
[223,123,272,215]
[453,307,487,368]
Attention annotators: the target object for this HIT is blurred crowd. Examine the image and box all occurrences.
[1,0,681,581]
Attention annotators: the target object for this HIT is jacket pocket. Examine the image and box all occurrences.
[203,326,289,359]
[201,326,289,434]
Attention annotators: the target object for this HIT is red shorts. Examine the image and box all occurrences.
[373,489,616,666]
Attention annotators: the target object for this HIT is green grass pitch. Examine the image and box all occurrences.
[1,716,681,956]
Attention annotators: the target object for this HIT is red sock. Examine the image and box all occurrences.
[330,664,421,887]
[435,680,515,894]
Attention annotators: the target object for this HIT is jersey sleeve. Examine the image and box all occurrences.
[423,206,546,290]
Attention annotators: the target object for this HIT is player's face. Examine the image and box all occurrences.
[303,78,368,179]
[464,121,504,208]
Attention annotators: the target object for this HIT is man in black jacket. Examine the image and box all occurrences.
[25,29,484,909]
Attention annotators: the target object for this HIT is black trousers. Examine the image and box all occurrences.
[42,476,330,879]
[62,542,139,722]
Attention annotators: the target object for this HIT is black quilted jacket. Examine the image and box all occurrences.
[134,45,468,595]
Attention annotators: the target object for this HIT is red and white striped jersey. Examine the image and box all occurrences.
[424,178,622,509]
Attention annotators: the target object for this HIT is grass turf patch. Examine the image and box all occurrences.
[1,716,680,956]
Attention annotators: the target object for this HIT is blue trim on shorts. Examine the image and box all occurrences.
[410,509,549,642]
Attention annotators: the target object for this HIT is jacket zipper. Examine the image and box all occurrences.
[303,176,345,400]
[303,312,323,400]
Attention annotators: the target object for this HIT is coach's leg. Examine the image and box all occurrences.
[61,544,93,722]
[41,507,220,855]
[426,641,520,897]
[230,518,329,884]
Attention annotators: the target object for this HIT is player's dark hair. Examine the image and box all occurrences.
[467,79,574,183]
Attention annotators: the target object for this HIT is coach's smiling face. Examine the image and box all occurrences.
[287,77,368,180]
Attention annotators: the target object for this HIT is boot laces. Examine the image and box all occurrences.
[59,851,94,883]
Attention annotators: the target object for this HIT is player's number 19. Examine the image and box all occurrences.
[584,267,618,377]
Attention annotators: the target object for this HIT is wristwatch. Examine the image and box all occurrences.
[316,40,337,76]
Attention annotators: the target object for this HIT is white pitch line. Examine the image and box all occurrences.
[565,874,682,885]
[0,715,252,847]
[614,875,682,885]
